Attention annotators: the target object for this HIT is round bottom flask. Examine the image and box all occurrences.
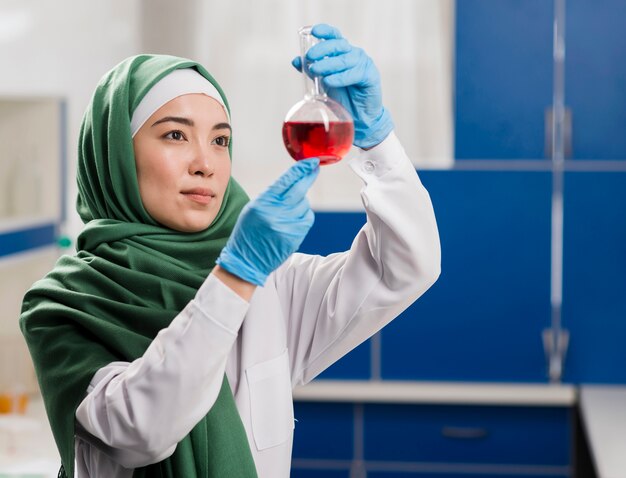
[282,26,354,165]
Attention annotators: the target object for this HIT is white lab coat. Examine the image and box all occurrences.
[73,132,441,477]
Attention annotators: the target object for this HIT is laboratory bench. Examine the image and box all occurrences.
[0,393,60,478]
[1,383,623,478]
[576,385,626,478]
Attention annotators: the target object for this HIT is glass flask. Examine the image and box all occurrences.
[282,26,354,165]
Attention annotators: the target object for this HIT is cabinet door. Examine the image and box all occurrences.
[563,172,626,383]
[291,470,350,478]
[455,0,553,160]
[382,170,552,382]
[566,0,626,160]
[363,404,571,468]
[368,473,568,478]
[292,402,354,461]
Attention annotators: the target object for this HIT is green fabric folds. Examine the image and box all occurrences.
[20,55,257,478]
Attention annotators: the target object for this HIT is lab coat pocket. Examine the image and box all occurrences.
[246,349,294,451]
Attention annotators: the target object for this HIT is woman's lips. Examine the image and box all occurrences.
[181,188,215,205]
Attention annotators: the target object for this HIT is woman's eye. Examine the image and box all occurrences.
[164,130,185,141]
[213,136,231,147]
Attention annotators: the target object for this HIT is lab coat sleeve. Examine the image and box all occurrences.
[273,131,441,386]
[74,274,249,469]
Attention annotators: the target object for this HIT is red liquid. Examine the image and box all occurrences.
[282,121,354,165]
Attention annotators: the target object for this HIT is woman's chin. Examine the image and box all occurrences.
[160,215,215,233]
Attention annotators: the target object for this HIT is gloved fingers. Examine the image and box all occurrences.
[304,207,315,227]
[311,23,343,41]
[322,56,378,89]
[295,206,316,233]
[267,157,320,198]
[279,161,320,206]
[291,56,303,72]
[306,38,352,62]
[283,196,312,221]
[309,48,360,77]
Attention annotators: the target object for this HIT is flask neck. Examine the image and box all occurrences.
[299,26,326,100]
[303,75,326,100]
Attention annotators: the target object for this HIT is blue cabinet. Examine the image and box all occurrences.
[566,0,626,159]
[562,171,626,383]
[455,0,553,159]
[291,471,350,478]
[292,402,354,461]
[368,473,566,478]
[363,404,570,468]
[381,170,552,383]
[301,169,554,383]
[292,401,572,477]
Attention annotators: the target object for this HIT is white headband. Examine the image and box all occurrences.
[130,68,228,137]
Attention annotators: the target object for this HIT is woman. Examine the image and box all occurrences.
[20,24,440,478]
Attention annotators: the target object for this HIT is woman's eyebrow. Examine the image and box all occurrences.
[150,118,231,132]
[151,116,194,127]
[213,122,231,132]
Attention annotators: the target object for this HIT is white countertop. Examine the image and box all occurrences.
[293,380,577,406]
[0,394,59,477]
[579,385,626,478]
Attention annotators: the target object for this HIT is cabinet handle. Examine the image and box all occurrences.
[441,426,489,439]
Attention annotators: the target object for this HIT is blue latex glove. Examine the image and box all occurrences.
[216,158,320,286]
[292,23,394,149]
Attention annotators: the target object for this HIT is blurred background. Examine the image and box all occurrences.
[1,0,624,477]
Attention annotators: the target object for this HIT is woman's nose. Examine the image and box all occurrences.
[189,145,214,177]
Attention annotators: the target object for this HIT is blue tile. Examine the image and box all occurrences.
[455,0,553,159]
[382,170,552,382]
[562,172,626,382]
[363,404,571,466]
[566,0,626,159]
[292,401,354,460]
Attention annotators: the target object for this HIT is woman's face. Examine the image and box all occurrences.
[133,93,232,233]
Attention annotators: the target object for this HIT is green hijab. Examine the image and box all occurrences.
[20,55,258,478]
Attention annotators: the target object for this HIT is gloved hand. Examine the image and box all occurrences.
[292,23,394,149]
[216,158,320,286]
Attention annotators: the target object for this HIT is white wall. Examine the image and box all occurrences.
[0,0,142,237]
[0,0,454,236]
[0,0,142,393]
[0,100,61,220]
[194,0,455,208]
